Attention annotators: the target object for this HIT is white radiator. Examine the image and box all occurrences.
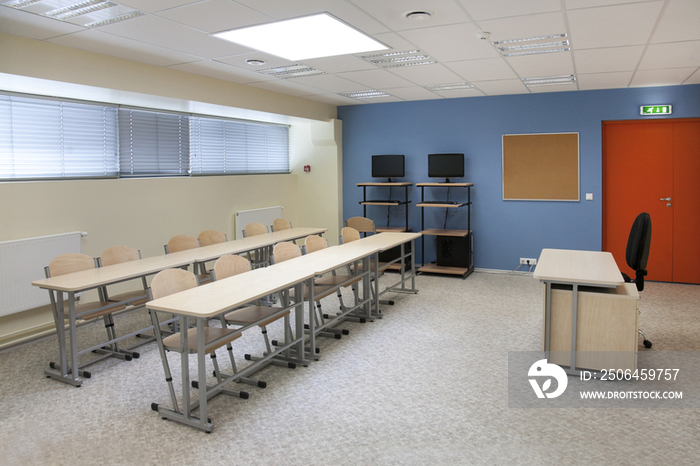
[234,206,283,239]
[0,231,83,317]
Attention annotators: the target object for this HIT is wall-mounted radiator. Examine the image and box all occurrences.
[0,232,83,317]
[234,206,283,239]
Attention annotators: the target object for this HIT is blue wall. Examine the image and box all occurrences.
[338,84,700,271]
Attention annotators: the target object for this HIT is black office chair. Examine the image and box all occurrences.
[622,212,652,348]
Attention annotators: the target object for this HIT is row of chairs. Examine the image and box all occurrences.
[44,219,293,378]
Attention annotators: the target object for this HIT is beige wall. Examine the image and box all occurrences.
[0,33,344,348]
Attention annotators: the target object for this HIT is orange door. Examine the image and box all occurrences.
[603,119,700,284]
[672,121,700,283]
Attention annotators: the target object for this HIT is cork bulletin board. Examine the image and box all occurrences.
[502,132,580,201]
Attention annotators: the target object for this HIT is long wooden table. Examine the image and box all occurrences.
[31,227,327,386]
[145,232,421,431]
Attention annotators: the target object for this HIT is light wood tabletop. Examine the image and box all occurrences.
[533,248,624,286]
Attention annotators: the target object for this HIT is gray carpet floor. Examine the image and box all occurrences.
[0,271,698,466]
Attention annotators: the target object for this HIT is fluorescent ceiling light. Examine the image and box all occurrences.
[1,0,41,7]
[523,75,576,87]
[85,10,144,27]
[426,82,475,93]
[494,34,570,57]
[213,13,388,61]
[254,64,326,79]
[43,1,116,20]
[362,50,437,68]
[339,90,391,100]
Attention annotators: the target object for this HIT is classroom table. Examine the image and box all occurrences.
[31,227,327,386]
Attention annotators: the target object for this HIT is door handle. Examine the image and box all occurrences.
[660,197,672,201]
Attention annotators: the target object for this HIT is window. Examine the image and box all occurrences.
[190,117,289,175]
[0,93,290,180]
[0,94,118,180]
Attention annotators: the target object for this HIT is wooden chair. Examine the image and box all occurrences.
[98,245,149,307]
[44,253,130,378]
[271,218,292,232]
[243,222,270,268]
[345,217,376,236]
[212,254,296,370]
[197,230,227,247]
[163,235,211,283]
[148,269,249,414]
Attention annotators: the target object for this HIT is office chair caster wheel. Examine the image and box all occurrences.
[644,340,652,348]
[342,329,350,335]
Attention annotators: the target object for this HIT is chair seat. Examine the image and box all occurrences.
[162,327,241,354]
[108,290,148,307]
[66,301,127,321]
[315,275,361,288]
[224,306,290,328]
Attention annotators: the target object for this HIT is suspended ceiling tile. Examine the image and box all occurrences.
[446,57,518,82]
[567,1,665,49]
[387,86,445,101]
[246,78,331,97]
[574,46,645,74]
[286,73,367,93]
[48,29,200,67]
[506,52,574,78]
[399,22,500,62]
[348,0,471,31]
[303,93,361,105]
[0,5,85,40]
[97,14,248,59]
[526,82,578,93]
[115,0,205,14]
[473,79,528,95]
[631,67,697,87]
[639,41,700,70]
[387,63,465,86]
[457,0,562,21]
[686,69,700,84]
[302,55,376,74]
[169,59,277,84]
[477,11,567,43]
[651,0,700,43]
[577,71,634,90]
[565,0,639,8]
[234,0,390,35]
[215,53,296,70]
[371,31,422,51]
[156,0,272,34]
[339,69,414,89]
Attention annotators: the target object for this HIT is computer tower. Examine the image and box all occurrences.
[436,236,470,268]
[378,242,411,270]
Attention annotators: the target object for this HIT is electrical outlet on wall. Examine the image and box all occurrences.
[520,258,537,265]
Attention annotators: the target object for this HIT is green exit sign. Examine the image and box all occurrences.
[640,105,672,115]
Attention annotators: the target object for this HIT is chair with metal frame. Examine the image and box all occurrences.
[243,222,271,268]
[271,218,292,232]
[197,230,227,247]
[147,268,250,420]
[164,234,211,284]
[44,253,130,379]
[211,254,296,371]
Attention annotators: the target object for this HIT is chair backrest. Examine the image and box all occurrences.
[341,227,361,244]
[272,241,301,263]
[244,222,268,238]
[272,218,292,232]
[100,245,141,267]
[625,212,652,291]
[47,253,95,278]
[345,216,376,233]
[304,235,328,254]
[166,235,199,254]
[150,268,198,300]
[213,254,252,280]
[198,230,227,247]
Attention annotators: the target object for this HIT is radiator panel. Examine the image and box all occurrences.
[234,206,283,239]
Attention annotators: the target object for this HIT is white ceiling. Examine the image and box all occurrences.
[1,0,699,106]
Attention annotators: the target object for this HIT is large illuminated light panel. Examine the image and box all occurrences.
[213,13,388,61]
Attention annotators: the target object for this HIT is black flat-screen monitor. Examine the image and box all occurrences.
[428,153,464,180]
[372,154,405,180]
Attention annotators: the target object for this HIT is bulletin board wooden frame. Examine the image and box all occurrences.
[502,132,580,201]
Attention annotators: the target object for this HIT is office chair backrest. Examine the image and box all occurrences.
[150,269,197,300]
[198,230,227,247]
[625,212,652,291]
[213,254,252,280]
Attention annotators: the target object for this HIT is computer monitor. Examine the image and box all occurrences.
[428,153,464,181]
[371,154,405,181]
